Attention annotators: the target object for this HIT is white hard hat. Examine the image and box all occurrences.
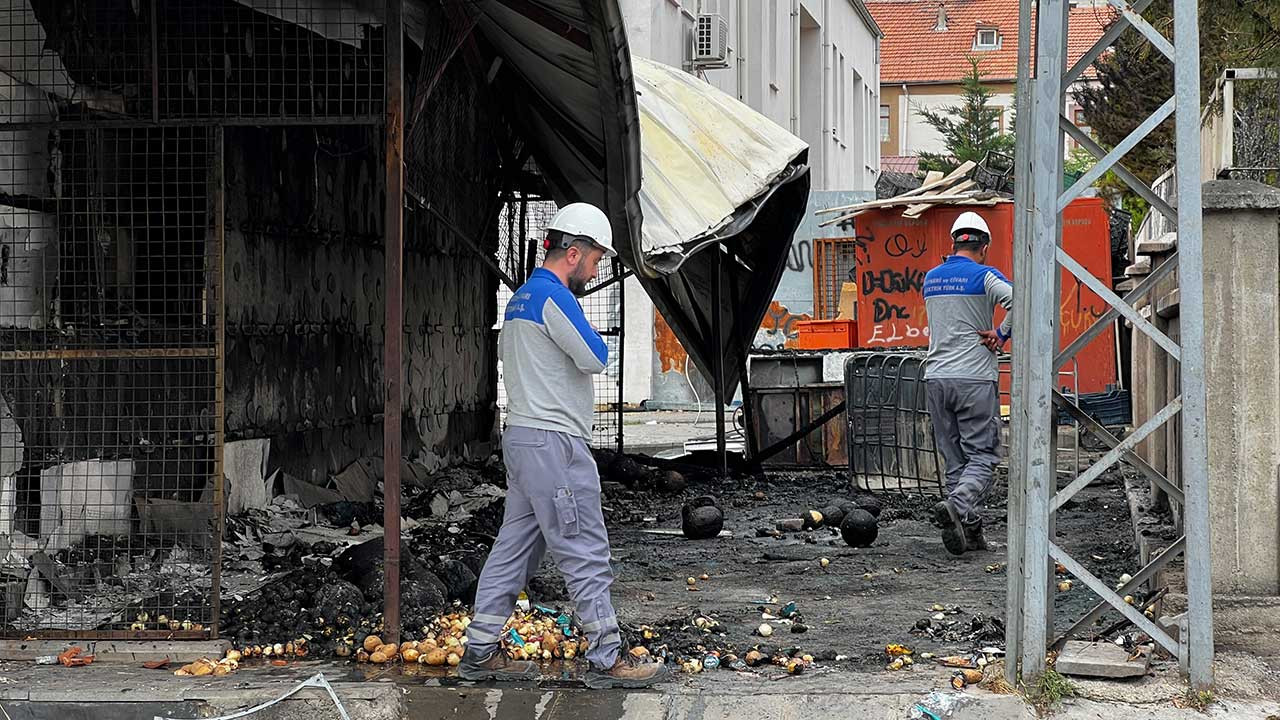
[950,211,991,240]
[545,202,616,258]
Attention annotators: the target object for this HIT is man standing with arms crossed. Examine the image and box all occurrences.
[459,203,668,689]
[922,211,1013,556]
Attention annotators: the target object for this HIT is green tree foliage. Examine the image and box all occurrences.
[1076,0,1280,227]
[916,58,1015,173]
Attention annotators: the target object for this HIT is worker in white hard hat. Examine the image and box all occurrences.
[459,202,669,689]
[920,210,1013,556]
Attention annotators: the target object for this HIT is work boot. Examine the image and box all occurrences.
[963,521,988,552]
[931,500,968,556]
[457,648,539,682]
[584,652,671,689]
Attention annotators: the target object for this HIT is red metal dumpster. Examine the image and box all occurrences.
[851,197,1117,394]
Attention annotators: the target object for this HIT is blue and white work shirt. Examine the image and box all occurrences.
[921,255,1014,382]
[500,268,608,440]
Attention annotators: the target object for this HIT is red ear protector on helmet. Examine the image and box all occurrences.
[543,230,595,252]
[952,230,991,245]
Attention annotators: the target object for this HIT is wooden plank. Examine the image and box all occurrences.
[820,192,986,227]
[902,197,999,219]
[816,160,977,215]
[836,282,857,319]
[940,179,977,195]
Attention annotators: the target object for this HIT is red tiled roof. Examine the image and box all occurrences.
[870,1,1116,85]
[881,155,922,173]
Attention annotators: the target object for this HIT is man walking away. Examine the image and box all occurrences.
[922,211,1012,556]
[458,203,669,689]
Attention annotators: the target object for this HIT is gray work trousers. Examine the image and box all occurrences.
[926,379,1002,525]
[466,426,621,669]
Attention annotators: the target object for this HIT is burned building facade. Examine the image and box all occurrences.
[1,0,505,633]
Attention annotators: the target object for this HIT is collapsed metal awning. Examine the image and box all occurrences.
[629,57,810,399]
[472,1,810,399]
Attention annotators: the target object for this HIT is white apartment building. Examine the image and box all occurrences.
[619,0,884,407]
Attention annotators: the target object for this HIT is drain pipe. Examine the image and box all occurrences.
[901,82,910,155]
[822,0,831,188]
[790,0,800,135]
[737,0,747,100]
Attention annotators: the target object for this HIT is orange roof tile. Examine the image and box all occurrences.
[869,1,1116,85]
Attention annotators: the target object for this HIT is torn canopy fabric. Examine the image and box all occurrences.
[472,1,810,398]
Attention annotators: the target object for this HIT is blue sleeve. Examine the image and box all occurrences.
[543,290,608,373]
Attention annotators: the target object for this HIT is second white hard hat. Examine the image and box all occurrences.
[545,202,616,258]
[950,211,991,240]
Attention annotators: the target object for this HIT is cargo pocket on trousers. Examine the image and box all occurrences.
[554,487,580,538]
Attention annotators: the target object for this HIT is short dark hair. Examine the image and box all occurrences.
[952,229,990,253]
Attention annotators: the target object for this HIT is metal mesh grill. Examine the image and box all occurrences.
[812,236,861,320]
[1,124,221,637]
[844,351,944,496]
[1230,74,1280,182]
[493,196,623,452]
[1,0,386,125]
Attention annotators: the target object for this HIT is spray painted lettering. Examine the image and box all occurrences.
[884,232,927,259]
[861,267,925,296]
[786,239,814,272]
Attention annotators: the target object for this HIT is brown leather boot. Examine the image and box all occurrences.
[457,648,539,681]
[584,652,671,689]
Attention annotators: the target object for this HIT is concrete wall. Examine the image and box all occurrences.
[881,80,1093,160]
[881,82,1016,157]
[1129,179,1280,596]
[1201,180,1280,595]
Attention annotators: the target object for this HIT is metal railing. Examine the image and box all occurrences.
[1202,68,1280,185]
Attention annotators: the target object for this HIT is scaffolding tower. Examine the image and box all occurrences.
[1006,0,1214,690]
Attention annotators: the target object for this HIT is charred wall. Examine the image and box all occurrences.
[4,0,504,502]
[223,93,503,483]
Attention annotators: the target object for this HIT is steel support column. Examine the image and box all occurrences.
[1172,0,1214,687]
[712,244,728,476]
[1010,0,1213,690]
[1004,0,1036,683]
[382,0,405,645]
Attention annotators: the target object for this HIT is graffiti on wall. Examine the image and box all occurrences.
[753,300,812,351]
[851,203,1118,393]
[654,300,812,375]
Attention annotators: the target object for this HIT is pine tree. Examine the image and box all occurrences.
[916,58,1015,174]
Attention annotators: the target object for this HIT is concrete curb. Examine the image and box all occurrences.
[0,640,232,664]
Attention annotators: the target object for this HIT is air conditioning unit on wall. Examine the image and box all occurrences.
[691,13,730,69]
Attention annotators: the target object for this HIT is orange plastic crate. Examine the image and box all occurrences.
[795,319,855,350]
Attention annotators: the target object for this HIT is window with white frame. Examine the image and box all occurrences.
[879,104,890,143]
[991,105,1006,133]
[975,28,1000,50]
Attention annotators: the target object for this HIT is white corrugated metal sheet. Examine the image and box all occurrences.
[634,57,808,271]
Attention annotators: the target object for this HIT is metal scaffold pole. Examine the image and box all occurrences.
[1010,0,1213,690]
[382,0,405,644]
